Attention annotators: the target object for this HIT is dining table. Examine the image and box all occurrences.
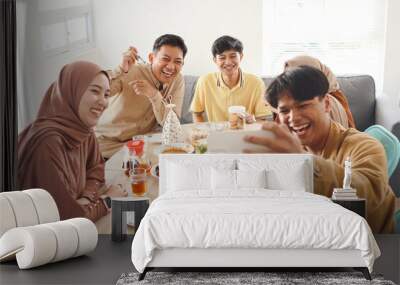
[95,122,264,233]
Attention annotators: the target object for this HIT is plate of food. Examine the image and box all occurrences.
[150,164,159,179]
[154,143,194,155]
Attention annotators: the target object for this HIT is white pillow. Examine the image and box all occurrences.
[266,164,306,191]
[236,169,267,189]
[211,168,237,190]
[167,162,211,191]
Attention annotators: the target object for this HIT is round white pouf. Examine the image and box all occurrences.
[67,218,98,257]
[42,221,79,262]
[0,226,57,269]
[24,189,60,223]
[0,192,39,227]
[0,218,98,269]
[0,196,17,237]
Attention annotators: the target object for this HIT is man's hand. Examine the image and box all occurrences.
[129,80,158,99]
[192,112,205,123]
[105,184,128,198]
[244,121,305,153]
[120,46,138,73]
[244,113,256,124]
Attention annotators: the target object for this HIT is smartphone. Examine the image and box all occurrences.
[207,129,275,153]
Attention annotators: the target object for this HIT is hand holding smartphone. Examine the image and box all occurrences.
[207,129,275,153]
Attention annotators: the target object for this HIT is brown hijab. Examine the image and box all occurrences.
[18,61,110,221]
[19,61,107,152]
[285,55,339,93]
[284,55,355,128]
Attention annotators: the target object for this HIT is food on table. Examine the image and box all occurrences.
[190,128,208,142]
[195,144,208,154]
[228,105,246,129]
[161,147,187,154]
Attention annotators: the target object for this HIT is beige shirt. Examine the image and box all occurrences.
[314,121,395,233]
[95,64,184,158]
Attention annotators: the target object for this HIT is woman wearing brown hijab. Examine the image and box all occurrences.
[18,61,127,222]
[284,55,356,129]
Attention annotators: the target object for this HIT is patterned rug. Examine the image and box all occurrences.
[116,271,396,285]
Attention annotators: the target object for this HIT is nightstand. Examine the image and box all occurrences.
[331,198,366,218]
[111,197,150,242]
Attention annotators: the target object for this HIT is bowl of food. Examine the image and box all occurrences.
[155,143,194,155]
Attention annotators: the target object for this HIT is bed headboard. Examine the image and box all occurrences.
[159,154,314,195]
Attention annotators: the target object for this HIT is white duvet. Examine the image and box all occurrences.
[131,190,380,273]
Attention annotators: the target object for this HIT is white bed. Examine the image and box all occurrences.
[131,154,380,280]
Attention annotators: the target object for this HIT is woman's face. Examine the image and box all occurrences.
[78,73,110,128]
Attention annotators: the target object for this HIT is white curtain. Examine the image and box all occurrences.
[16,0,28,132]
[16,0,37,132]
[262,0,387,91]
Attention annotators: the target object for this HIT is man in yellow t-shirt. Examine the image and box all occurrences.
[190,36,271,122]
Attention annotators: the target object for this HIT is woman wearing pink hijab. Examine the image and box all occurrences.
[18,61,127,222]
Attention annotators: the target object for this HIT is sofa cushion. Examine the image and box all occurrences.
[336,75,376,131]
[181,75,198,124]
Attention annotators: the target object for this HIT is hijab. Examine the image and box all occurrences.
[284,55,351,128]
[284,55,340,93]
[18,61,109,187]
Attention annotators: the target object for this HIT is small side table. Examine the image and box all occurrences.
[332,198,366,218]
[111,197,150,242]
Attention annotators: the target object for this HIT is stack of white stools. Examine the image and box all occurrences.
[0,189,98,269]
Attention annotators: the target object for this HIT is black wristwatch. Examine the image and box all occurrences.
[101,195,112,211]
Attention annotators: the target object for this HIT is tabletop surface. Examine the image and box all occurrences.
[104,122,264,203]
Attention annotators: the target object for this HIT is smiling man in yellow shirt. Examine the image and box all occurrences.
[190,36,271,122]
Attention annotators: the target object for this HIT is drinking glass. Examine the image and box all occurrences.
[130,168,147,196]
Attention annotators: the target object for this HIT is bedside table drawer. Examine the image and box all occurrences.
[332,199,366,218]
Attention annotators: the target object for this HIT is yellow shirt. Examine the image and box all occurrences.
[314,121,395,233]
[190,71,271,122]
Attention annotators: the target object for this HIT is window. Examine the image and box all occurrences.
[38,1,94,57]
[262,0,387,91]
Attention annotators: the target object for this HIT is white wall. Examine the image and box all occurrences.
[18,0,263,130]
[92,0,263,75]
[18,0,101,130]
[383,0,400,98]
[18,0,398,131]
[376,0,400,130]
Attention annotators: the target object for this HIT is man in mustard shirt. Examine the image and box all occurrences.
[245,65,395,233]
[190,35,271,122]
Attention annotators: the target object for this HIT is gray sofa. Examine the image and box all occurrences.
[180,74,399,197]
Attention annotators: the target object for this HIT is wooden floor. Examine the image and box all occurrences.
[0,235,399,285]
